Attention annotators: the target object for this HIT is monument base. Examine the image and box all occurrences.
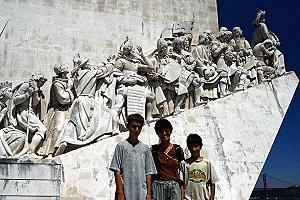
[0,158,61,200]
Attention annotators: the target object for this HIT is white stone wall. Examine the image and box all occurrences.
[0,0,218,92]
[57,72,299,200]
[0,159,61,199]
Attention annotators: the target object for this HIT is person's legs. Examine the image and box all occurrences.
[170,181,181,200]
[153,180,181,200]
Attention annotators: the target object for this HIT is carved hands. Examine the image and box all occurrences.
[27,79,38,96]
[136,46,143,56]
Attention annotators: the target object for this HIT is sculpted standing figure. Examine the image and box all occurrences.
[0,82,13,128]
[251,10,280,48]
[171,36,202,112]
[13,75,47,158]
[147,38,181,117]
[113,39,155,122]
[0,82,26,157]
[211,28,247,95]
[211,28,232,97]
[56,55,114,155]
[38,64,74,158]
[191,32,219,101]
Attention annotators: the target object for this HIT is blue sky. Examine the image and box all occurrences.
[218,0,300,188]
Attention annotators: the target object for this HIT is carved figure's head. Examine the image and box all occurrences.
[224,51,236,63]
[217,27,230,42]
[157,39,168,56]
[72,54,90,69]
[122,40,133,56]
[54,63,69,76]
[32,74,47,88]
[198,33,207,45]
[219,26,228,33]
[232,27,243,37]
[172,36,186,52]
[0,81,13,100]
[263,39,275,51]
[224,31,232,43]
[203,29,213,43]
[254,10,266,26]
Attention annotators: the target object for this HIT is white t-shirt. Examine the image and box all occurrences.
[181,158,218,200]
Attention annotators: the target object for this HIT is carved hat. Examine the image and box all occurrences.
[157,38,168,49]
[78,57,90,68]
[32,74,47,83]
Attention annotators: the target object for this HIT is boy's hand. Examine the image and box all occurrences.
[145,194,152,200]
[115,192,126,200]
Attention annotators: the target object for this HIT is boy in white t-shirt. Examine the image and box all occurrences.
[181,134,218,200]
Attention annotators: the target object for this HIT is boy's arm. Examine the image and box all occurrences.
[146,174,152,200]
[114,170,126,200]
[210,183,216,200]
[180,185,185,200]
[179,160,186,200]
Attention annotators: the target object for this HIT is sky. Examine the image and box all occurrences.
[217,0,300,188]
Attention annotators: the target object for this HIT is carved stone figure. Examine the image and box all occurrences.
[13,74,47,158]
[146,38,181,117]
[112,39,155,122]
[229,27,260,87]
[191,32,220,101]
[212,28,247,95]
[251,10,280,48]
[253,39,286,80]
[0,82,13,128]
[38,64,74,158]
[211,29,233,96]
[56,55,114,155]
[0,82,26,157]
[171,36,202,111]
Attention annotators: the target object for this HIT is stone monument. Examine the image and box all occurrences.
[0,1,298,200]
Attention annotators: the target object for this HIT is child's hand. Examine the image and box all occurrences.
[115,192,126,200]
[145,194,152,200]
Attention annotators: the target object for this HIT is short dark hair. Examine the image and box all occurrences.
[186,134,203,148]
[127,113,144,127]
[154,118,173,135]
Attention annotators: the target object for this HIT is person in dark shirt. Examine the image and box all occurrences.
[151,118,185,200]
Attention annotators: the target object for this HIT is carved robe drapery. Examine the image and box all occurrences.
[60,65,113,151]
[38,78,73,156]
